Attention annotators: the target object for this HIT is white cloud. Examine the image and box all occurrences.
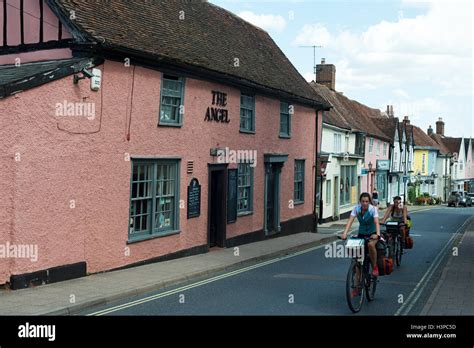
[295,1,472,97]
[237,11,286,32]
[393,89,410,99]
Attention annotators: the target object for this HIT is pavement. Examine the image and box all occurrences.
[0,204,449,315]
[421,218,474,315]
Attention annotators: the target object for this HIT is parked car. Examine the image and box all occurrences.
[448,191,472,207]
[448,191,461,207]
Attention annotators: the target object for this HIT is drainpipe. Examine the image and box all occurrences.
[313,109,320,232]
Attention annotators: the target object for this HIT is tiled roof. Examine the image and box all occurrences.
[371,117,400,145]
[430,134,462,155]
[412,125,441,149]
[309,82,390,142]
[310,82,351,130]
[51,0,329,108]
[429,134,451,155]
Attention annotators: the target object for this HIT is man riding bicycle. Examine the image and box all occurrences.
[341,192,381,287]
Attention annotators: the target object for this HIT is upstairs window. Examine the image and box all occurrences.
[240,93,255,132]
[279,102,291,137]
[159,75,185,125]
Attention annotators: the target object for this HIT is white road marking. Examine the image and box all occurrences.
[87,233,355,316]
[87,207,454,316]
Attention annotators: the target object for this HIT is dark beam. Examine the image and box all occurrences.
[0,39,74,55]
[39,0,43,43]
[20,0,24,45]
[3,0,7,46]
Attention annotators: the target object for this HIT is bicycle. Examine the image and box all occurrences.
[338,235,378,313]
[381,221,405,267]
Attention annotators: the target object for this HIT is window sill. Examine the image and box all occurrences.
[294,200,304,206]
[158,121,183,128]
[279,134,291,139]
[127,229,181,244]
[239,129,256,134]
[237,210,253,217]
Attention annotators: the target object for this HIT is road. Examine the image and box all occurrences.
[80,206,474,316]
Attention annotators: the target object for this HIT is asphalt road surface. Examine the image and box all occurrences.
[80,206,473,316]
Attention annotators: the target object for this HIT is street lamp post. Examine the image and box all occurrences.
[368,161,373,193]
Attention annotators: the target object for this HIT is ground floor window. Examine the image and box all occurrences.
[376,172,387,201]
[326,180,331,205]
[129,159,180,240]
[294,160,305,203]
[237,163,253,214]
[340,165,356,206]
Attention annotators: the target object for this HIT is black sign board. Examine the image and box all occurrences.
[187,178,201,219]
[227,169,238,223]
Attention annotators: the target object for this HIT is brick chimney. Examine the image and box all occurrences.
[436,117,445,136]
[316,58,336,90]
[427,125,433,136]
[386,105,394,118]
[403,116,410,126]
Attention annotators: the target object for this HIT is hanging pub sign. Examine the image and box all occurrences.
[187,178,201,219]
[204,90,230,123]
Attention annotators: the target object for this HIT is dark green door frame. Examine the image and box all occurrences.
[263,154,288,235]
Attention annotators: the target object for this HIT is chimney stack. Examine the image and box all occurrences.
[427,125,433,136]
[316,58,336,90]
[403,116,410,126]
[386,105,394,118]
[436,117,445,136]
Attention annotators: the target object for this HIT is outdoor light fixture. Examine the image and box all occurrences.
[73,68,102,91]
[73,68,94,84]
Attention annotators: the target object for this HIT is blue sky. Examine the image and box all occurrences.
[210,0,473,138]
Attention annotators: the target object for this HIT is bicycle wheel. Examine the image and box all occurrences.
[388,235,395,260]
[346,259,364,313]
[365,262,377,301]
[396,235,403,266]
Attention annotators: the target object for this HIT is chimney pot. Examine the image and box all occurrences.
[436,117,445,136]
[428,125,433,136]
[321,58,326,64]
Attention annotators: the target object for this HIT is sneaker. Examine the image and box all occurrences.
[372,265,379,277]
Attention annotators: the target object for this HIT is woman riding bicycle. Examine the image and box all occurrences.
[341,192,381,283]
[380,196,408,243]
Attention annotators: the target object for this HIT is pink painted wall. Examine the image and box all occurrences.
[0,0,73,64]
[0,60,319,284]
[361,137,390,194]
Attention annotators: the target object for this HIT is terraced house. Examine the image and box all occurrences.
[310,60,391,222]
[372,111,415,204]
[430,118,474,194]
[412,123,442,197]
[0,0,330,289]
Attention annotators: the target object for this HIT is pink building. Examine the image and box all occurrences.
[0,0,329,288]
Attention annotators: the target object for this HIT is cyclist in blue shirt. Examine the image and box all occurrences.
[341,192,381,282]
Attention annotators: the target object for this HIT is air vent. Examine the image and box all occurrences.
[187,161,194,174]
